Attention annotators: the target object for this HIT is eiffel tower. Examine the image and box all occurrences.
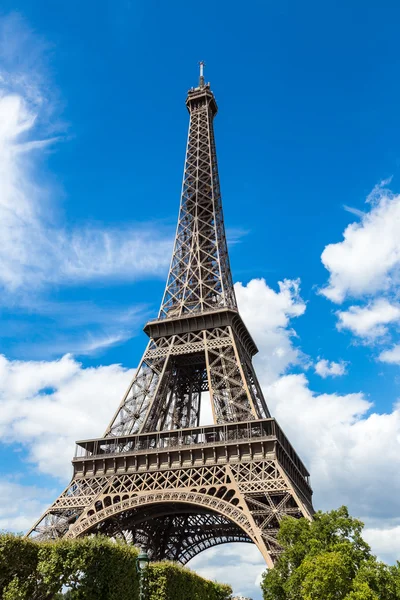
[27,64,314,568]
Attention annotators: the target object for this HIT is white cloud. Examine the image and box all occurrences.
[236,280,400,564]
[0,354,135,478]
[363,525,400,564]
[321,184,400,354]
[0,15,171,296]
[190,543,265,600]
[235,278,306,384]
[265,373,400,525]
[315,358,347,378]
[336,299,400,340]
[321,185,400,303]
[0,479,55,532]
[378,344,400,364]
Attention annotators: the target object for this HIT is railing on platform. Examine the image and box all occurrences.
[74,418,309,481]
[75,419,273,457]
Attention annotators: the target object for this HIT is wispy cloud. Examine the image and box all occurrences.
[0,14,172,299]
[1,300,150,358]
[226,227,249,246]
[343,204,365,218]
[17,331,135,359]
[77,333,131,355]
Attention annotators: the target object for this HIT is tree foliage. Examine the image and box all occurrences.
[261,506,400,600]
[0,534,232,600]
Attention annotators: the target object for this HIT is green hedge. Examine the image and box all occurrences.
[0,534,232,600]
[148,562,231,600]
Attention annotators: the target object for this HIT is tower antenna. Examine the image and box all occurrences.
[199,60,205,87]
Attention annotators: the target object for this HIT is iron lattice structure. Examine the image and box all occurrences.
[27,65,314,568]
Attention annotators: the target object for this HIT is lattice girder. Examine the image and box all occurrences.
[104,325,269,437]
[159,83,236,320]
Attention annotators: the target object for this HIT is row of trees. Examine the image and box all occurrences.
[262,506,400,599]
[0,534,231,600]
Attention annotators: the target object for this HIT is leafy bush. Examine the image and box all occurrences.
[0,534,232,600]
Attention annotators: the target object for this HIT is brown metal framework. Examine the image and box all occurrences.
[27,65,314,568]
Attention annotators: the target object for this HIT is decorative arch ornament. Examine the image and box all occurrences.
[68,491,254,539]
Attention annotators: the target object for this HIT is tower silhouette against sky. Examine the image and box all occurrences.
[28,64,314,567]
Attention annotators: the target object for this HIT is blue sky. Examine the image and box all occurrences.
[1,2,400,598]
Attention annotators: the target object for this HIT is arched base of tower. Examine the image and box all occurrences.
[27,424,314,571]
[82,502,253,564]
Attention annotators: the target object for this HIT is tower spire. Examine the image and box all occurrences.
[199,60,205,87]
[159,63,232,320]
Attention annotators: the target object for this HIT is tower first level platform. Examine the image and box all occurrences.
[29,419,313,568]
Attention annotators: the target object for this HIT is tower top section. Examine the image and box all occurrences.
[157,63,234,320]
[186,62,218,116]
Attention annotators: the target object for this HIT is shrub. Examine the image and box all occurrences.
[0,534,232,600]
